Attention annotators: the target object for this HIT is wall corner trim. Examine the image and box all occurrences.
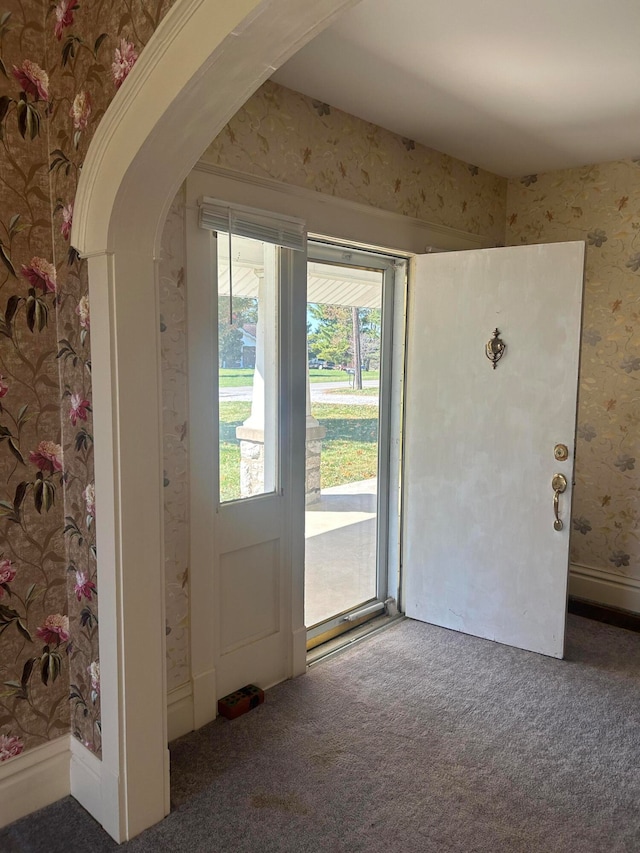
[167,682,195,742]
[70,737,103,827]
[0,735,71,829]
[569,563,640,614]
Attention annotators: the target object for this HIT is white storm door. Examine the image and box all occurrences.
[403,242,584,658]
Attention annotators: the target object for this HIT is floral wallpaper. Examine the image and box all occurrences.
[506,161,640,582]
[0,0,175,764]
[203,81,508,245]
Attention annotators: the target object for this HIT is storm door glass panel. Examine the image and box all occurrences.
[304,260,383,628]
[217,233,279,503]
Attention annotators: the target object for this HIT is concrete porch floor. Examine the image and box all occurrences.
[304,477,378,627]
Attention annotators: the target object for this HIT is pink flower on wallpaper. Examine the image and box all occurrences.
[0,734,24,762]
[0,558,16,598]
[112,38,138,90]
[29,440,63,474]
[74,570,97,602]
[0,374,8,398]
[21,256,57,293]
[76,294,90,329]
[89,660,100,695]
[54,0,75,40]
[69,392,90,426]
[83,482,95,517]
[11,59,49,101]
[61,203,74,241]
[0,558,16,584]
[36,614,70,645]
[70,90,92,130]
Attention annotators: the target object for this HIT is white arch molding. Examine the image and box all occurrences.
[71,0,356,841]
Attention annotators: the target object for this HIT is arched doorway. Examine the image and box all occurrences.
[71,0,354,840]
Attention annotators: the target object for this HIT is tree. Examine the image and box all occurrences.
[307,303,382,376]
[307,303,351,364]
[218,295,258,368]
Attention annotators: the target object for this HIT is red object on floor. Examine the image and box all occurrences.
[218,684,265,720]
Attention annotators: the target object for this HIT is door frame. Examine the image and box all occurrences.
[72,1,492,840]
[304,241,399,644]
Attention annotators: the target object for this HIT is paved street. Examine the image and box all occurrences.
[219,379,379,404]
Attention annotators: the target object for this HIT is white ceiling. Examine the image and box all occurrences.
[271,0,640,177]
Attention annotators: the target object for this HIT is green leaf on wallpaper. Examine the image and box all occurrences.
[0,682,25,699]
[7,214,27,238]
[0,57,6,78]
[16,98,41,141]
[5,296,21,325]
[49,149,72,175]
[0,241,16,277]
[61,35,82,67]
[80,607,97,629]
[33,477,43,513]
[13,481,29,512]
[8,438,24,465]
[0,605,30,642]
[94,33,108,54]
[24,583,40,607]
[41,649,62,686]
[25,295,36,332]
[16,619,31,642]
[75,428,92,452]
[16,404,31,427]
[25,295,48,332]
[21,657,35,689]
[0,93,9,115]
[43,481,55,512]
[36,298,48,331]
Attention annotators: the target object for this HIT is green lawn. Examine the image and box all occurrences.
[324,387,379,397]
[219,368,379,387]
[219,400,378,502]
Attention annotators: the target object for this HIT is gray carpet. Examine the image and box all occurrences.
[2,615,640,852]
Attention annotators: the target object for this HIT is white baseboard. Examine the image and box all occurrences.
[0,735,70,829]
[192,668,217,731]
[167,682,195,742]
[569,563,640,614]
[69,736,103,827]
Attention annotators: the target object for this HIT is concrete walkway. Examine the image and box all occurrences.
[305,478,378,628]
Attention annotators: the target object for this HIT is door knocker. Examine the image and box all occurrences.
[485,328,506,369]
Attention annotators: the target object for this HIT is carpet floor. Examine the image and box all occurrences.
[2,614,640,852]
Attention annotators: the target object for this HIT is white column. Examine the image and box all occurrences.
[236,246,277,494]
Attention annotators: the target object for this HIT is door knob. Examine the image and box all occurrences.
[552,473,567,531]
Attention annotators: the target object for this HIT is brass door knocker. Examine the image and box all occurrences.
[485,328,506,369]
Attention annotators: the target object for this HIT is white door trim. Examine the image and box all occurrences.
[192,162,497,253]
[71,0,358,841]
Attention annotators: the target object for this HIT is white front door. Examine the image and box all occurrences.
[403,242,584,658]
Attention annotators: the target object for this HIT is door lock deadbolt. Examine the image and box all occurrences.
[554,444,569,462]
